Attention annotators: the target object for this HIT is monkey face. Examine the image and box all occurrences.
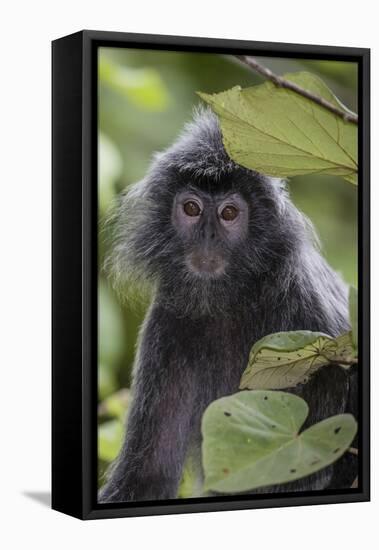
[172,189,249,278]
[108,110,302,315]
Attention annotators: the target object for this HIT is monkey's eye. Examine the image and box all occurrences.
[183,200,201,217]
[220,205,238,221]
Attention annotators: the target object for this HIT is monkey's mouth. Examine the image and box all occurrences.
[185,252,227,278]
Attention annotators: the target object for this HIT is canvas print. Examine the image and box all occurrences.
[97,48,359,504]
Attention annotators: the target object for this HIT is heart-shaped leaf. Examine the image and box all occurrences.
[240,330,355,390]
[202,391,357,493]
[198,72,357,184]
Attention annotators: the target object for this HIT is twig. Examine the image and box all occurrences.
[325,357,358,367]
[235,55,358,125]
[348,447,358,456]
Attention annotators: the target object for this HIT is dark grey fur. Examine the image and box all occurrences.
[99,109,357,503]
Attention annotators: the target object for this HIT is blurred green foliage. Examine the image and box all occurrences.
[97,47,358,489]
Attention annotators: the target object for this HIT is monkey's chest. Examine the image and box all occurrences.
[176,316,254,403]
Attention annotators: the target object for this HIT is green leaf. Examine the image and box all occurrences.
[343,173,358,185]
[99,55,169,111]
[240,330,355,390]
[198,72,357,184]
[98,419,124,462]
[349,286,358,350]
[333,332,357,366]
[202,391,357,493]
[178,464,202,499]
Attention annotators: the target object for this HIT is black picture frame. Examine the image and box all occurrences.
[52,30,370,520]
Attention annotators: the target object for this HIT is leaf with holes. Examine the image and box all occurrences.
[332,332,356,367]
[240,330,355,390]
[202,391,357,493]
[198,72,357,184]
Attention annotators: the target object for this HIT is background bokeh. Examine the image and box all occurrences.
[97,47,358,491]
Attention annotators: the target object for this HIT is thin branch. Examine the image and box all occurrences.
[235,55,358,125]
[326,357,358,367]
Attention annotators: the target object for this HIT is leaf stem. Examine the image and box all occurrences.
[333,358,358,366]
[320,355,358,367]
[235,56,358,125]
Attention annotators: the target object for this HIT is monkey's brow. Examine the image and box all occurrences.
[184,184,200,194]
[182,184,238,201]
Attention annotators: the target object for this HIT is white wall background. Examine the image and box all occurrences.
[1,1,376,548]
